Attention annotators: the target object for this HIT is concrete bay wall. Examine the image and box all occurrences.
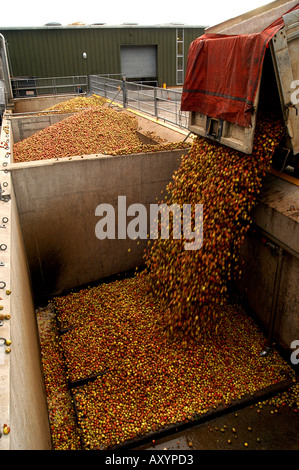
[237,173,299,350]
[9,149,187,303]
[13,94,82,114]
[0,116,51,450]
[10,182,52,450]
[10,113,74,143]
[11,93,83,143]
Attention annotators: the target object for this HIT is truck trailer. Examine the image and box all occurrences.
[181,1,299,176]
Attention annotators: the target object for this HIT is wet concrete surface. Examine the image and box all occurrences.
[135,402,299,451]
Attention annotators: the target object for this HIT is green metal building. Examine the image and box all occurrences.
[0,24,206,88]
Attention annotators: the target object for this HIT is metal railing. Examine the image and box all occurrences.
[89,74,188,129]
[11,75,88,98]
[9,73,188,130]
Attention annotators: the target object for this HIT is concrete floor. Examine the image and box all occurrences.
[135,402,299,451]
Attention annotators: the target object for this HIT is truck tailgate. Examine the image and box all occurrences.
[271,8,299,155]
[182,3,299,155]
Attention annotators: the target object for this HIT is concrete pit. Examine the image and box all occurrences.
[0,94,298,450]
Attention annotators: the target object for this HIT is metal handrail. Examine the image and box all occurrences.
[11,75,88,98]
[89,74,188,129]
[10,73,188,129]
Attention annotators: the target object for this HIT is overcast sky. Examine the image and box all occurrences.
[0,0,273,28]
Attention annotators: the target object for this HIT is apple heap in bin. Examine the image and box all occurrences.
[39,94,107,114]
[13,97,190,163]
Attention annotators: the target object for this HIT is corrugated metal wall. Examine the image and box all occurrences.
[0,26,205,87]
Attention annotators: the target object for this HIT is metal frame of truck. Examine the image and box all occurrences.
[186,4,299,176]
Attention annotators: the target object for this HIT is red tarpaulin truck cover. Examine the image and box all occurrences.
[181,3,299,128]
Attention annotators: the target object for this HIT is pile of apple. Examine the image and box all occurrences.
[39,94,107,114]
[13,107,140,162]
[36,307,82,450]
[143,112,285,342]
[52,276,294,450]
[13,107,190,163]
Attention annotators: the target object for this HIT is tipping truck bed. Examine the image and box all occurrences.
[181,1,299,175]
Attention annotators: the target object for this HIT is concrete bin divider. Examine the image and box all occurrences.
[8,148,188,303]
[10,112,75,143]
[12,94,83,114]
[0,115,11,450]
[0,115,52,450]
[236,173,299,350]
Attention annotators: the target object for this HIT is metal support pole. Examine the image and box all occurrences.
[260,245,284,357]
[122,75,127,108]
[0,34,13,103]
[154,87,158,118]
[52,78,56,96]
[108,87,122,108]
[183,131,192,142]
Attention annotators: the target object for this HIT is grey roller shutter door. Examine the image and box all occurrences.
[120,45,157,79]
